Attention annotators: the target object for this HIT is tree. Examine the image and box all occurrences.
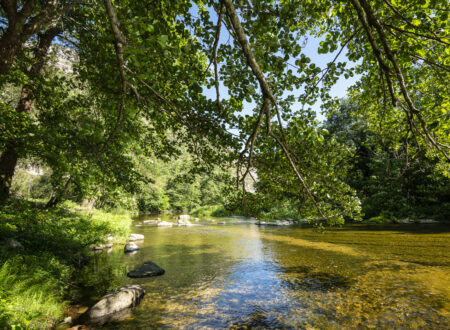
[1,0,448,220]
[325,99,450,221]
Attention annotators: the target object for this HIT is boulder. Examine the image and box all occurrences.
[178,214,190,221]
[105,243,113,249]
[127,261,165,278]
[88,285,145,319]
[124,242,139,253]
[157,221,173,227]
[194,218,200,222]
[128,233,144,241]
[92,245,104,250]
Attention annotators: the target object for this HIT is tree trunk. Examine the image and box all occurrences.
[0,27,59,204]
[46,176,72,208]
[0,31,20,75]
[0,142,18,203]
[81,198,96,209]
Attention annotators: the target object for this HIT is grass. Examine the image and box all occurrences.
[0,198,131,328]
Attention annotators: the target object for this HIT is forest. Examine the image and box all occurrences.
[0,0,449,328]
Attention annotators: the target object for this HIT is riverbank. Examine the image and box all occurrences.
[0,199,131,328]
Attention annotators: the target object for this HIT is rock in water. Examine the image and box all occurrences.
[88,285,145,319]
[157,221,173,227]
[178,214,190,221]
[127,261,165,278]
[129,233,144,241]
[124,242,139,253]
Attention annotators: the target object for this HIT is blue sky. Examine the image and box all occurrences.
[198,6,359,123]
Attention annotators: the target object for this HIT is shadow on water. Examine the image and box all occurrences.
[281,265,354,292]
[227,307,296,329]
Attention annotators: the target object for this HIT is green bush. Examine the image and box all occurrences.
[259,206,304,222]
[363,211,398,224]
[189,204,245,218]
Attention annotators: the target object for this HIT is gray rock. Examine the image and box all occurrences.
[127,261,165,278]
[275,220,291,226]
[92,245,104,250]
[178,219,192,225]
[88,285,145,319]
[157,221,173,227]
[128,233,144,241]
[417,219,440,224]
[178,214,190,221]
[124,242,139,253]
[194,217,200,222]
[105,243,113,248]
[143,219,159,224]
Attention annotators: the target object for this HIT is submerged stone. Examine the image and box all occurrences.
[127,261,165,278]
[88,285,145,319]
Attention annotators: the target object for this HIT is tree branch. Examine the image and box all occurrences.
[222,0,325,218]
[101,0,128,151]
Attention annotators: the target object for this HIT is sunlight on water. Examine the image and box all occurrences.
[76,217,450,329]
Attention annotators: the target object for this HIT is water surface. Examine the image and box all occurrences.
[75,216,450,329]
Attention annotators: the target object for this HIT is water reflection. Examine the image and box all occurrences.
[76,217,450,328]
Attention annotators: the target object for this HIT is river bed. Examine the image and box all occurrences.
[73,216,450,329]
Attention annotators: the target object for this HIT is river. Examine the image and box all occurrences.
[74,215,450,329]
